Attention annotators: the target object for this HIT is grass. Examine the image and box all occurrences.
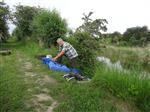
[98,45,150,72]
[54,82,123,112]
[1,40,149,112]
[0,49,26,112]
[92,64,150,112]
[20,42,123,112]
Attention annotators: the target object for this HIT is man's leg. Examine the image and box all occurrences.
[69,58,83,81]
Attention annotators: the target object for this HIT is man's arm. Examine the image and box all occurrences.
[53,50,65,61]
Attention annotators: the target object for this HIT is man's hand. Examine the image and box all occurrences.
[52,57,57,61]
[52,51,65,62]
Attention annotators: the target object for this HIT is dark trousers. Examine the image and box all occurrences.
[58,56,83,80]
[70,57,78,68]
[58,56,78,69]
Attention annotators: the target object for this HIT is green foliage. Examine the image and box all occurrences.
[12,27,23,41]
[12,5,40,41]
[0,2,9,42]
[101,26,150,47]
[76,12,108,38]
[123,26,150,46]
[66,32,99,77]
[92,65,150,112]
[32,9,67,47]
[110,31,122,45]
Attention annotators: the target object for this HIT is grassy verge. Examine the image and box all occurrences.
[0,41,145,112]
[0,49,26,112]
[0,41,62,112]
[54,82,127,112]
[92,64,150,112]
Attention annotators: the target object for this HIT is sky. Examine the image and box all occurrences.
[4,0,150,33]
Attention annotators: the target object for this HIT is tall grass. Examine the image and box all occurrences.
[99,45,150,72]
[54,83,121,112]
[0,50,26,111]
[92,64,150,112]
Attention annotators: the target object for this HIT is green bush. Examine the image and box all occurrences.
[32,9,67,47]
[66,32,99,77]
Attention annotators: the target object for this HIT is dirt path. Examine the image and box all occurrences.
[17,52,58,112]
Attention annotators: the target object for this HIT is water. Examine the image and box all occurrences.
[97,56,150,79]
[97,56,123,70]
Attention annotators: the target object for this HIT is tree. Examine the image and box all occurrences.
[0,1,9,42]
[110,31,122,45]
[123,26,150,46]
[12,5,40,41]
[32,9,67,47]
[76,11,108,38]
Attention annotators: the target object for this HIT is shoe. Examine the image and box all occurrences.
[74,75,84,81]
[66,77,75,81]
[63,74,70,78]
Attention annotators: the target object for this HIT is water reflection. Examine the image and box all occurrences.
[97,56,123,70]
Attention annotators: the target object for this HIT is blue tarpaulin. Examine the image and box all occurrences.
[42,57,80,74]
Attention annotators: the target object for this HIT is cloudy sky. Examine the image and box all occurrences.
[4,0,150,33]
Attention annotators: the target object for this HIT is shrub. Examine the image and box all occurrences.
[66,32,99,77]
[32,9,67,47]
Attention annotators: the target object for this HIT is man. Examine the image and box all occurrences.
[52,38,83,81]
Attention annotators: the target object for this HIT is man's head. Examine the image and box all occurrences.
[56,38,64,46]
